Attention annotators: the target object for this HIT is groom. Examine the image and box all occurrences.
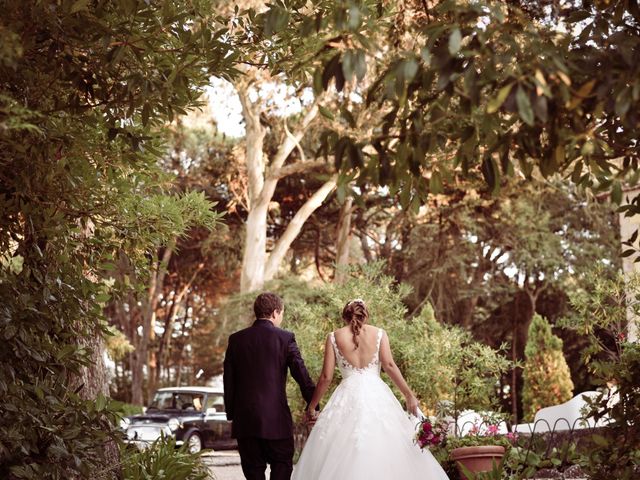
[223,292,316,480]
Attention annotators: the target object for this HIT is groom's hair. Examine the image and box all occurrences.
[254,292,284,320]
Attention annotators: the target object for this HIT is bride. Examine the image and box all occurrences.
[292,299,449,479]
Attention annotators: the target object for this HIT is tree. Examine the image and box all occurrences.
[264,1,640,218]
[234,71,338,293]
[522,314,574,422]
[0,0,239,476]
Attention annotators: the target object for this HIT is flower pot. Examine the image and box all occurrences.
[450,445,505,480]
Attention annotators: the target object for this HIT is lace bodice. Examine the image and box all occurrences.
[330,328,383,378]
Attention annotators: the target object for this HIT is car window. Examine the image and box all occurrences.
[149,392,205,411]
[205,393,226,412]
[177,393,204,412]
[149,391,174,409]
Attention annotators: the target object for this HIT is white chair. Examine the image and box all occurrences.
[513,391,613,433]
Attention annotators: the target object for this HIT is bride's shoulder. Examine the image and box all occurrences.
[333,325,350,335]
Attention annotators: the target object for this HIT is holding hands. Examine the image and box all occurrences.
[305,407,320,427]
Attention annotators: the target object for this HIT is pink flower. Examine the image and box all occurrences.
[506,432,519,443]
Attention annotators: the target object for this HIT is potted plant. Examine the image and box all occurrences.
[447,417,517,480]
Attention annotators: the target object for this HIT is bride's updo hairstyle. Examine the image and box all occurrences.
[342,299,369,349]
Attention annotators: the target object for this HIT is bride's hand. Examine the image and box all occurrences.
[305,408,319,426]
[404,394,419,417]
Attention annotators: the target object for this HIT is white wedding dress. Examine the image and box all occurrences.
[292,328,449,480]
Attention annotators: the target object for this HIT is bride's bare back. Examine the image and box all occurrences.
[333,325,380,369]
[306,299,419,418]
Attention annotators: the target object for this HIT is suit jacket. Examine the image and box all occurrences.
[223,319,316,439]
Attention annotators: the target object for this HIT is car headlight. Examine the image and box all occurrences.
[167,418,180,432]
[119,417,131,431]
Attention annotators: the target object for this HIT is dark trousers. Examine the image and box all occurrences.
[237,437,294,480]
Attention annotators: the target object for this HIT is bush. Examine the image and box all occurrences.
[522,314,574,421]
[121,437,208,480]
[111,400,144,419]
[560,270,640,478]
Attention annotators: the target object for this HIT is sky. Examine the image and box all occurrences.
[204,77,315,138]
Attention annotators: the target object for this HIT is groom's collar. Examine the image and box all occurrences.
[253,318,275,327]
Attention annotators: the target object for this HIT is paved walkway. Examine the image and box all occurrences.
[203,450,270,480]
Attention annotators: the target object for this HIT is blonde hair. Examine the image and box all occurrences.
[342,299,369,349]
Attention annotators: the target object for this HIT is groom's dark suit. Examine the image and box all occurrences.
[223,319,315,480]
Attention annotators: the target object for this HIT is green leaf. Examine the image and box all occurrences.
[348,143,364,168]
[334,137,350,170]
[615,88,632,118]
[319,105,334,121]
[566,10,592,23]
[95,293,111,303]
[95,394,107,412]
[420,47,431,66]
[355,50,367,81]
[429,171,443,194]
[592,434,610,447]
[568,79,596,110]
[142,103,150,127]
[402,59,419,82]
[322,54,341,91]
[487,84,513,114]
[448,28,462,55]
[555,145,566,168]
[481,156,500,194]
[516,85,535,126]
[611,181,622,204]
[533,95,548,122]
[313,68,323,96]
[342,50,355,81]
[70,0,90,14]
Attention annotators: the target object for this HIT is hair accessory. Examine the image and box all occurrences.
[347,298,365,307]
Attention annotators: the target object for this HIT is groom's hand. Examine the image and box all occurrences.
[304,409,319,427]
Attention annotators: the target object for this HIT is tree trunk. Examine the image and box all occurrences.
[129,245,173,405]
[264,176,338,281]
[156,264,203,385]
[237,79,268,293]
[235,76,324,293]
[129,299,144,405]
[334,196,354,283]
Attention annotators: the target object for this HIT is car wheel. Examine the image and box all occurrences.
[186,432,202,454]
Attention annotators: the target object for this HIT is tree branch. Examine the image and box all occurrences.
[270,103,319,172]
[264,175,338,280]
[267,158,328,179]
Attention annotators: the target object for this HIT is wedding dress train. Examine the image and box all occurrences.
[292,328,449,480]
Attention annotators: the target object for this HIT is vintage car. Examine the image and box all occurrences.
[120,386,236,453]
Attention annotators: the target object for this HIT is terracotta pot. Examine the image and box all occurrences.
[450,445,505,480]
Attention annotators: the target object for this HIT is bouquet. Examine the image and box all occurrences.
[415,417,448,451]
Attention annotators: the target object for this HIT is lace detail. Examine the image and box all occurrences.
[330,328,383,375]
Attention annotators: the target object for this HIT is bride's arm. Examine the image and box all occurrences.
[306,334,336,412]
[379,331,419,415]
